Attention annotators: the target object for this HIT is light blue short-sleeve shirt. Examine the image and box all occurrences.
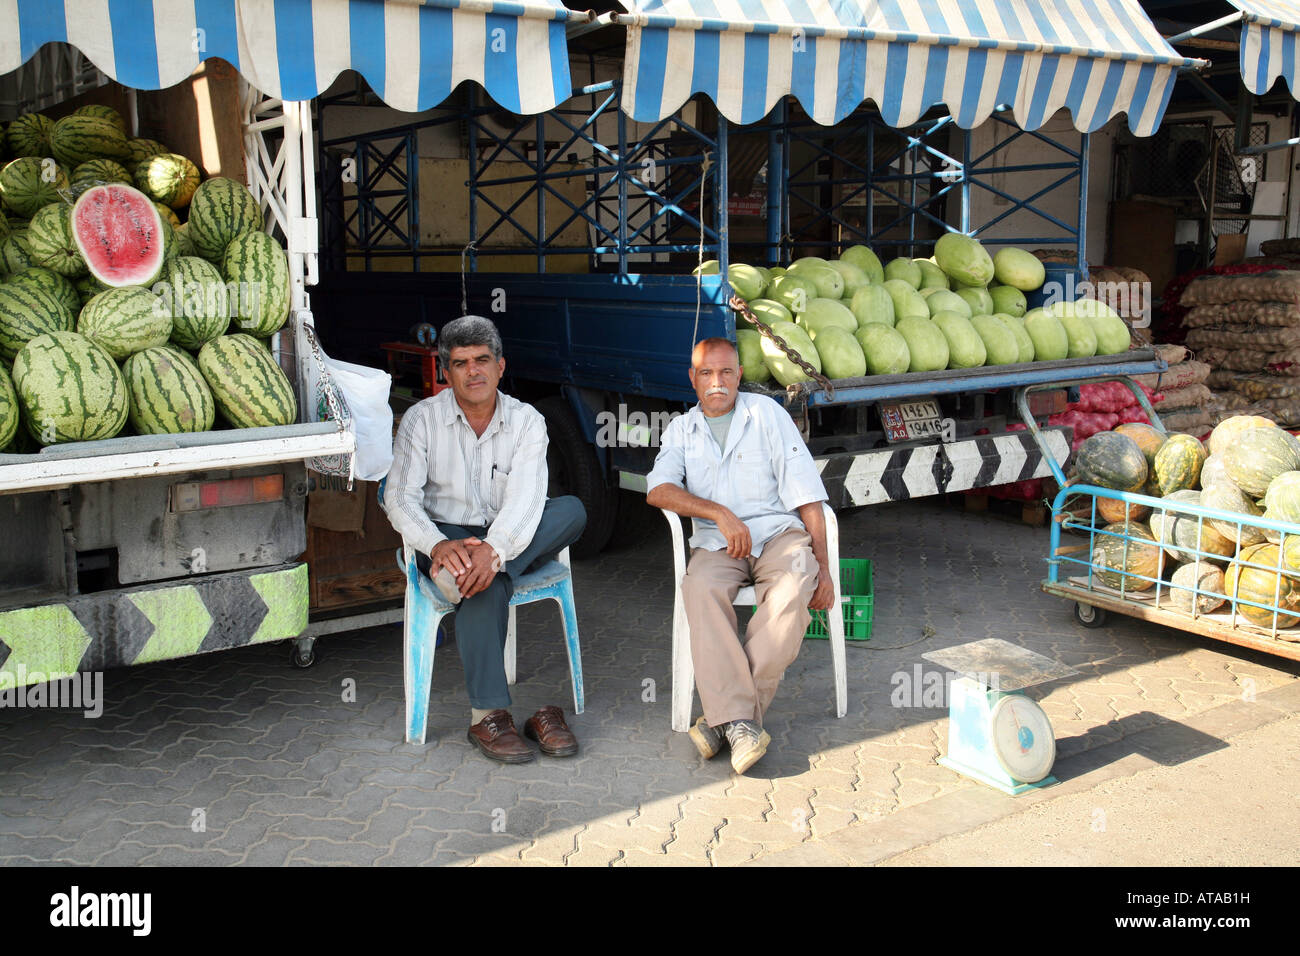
[646,391,828,556]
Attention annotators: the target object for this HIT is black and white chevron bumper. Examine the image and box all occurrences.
[816,428,1070,507]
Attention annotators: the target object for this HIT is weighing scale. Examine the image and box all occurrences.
[922,638,1078,796]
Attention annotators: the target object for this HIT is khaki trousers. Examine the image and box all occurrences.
[680,527,817,727]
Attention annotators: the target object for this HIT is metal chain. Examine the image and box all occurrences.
[729,294,836,401]
[301,319,347,433]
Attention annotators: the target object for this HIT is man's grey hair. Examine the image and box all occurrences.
[439,315,503,367]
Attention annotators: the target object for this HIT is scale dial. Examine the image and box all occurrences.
[989,694,1055,783]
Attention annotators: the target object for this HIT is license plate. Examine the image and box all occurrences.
[880,398,942,442]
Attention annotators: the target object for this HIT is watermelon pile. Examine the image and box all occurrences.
[1070,416,1300,639]
[715,235,1133,388]
[0,104,295,451]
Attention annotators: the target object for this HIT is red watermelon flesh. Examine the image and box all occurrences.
[71,184,165,288]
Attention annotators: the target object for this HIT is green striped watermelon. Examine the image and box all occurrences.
[0,283,75,362]
[154,202,181,230]
[0,157,71,218]
[71,184,167,288]
[78,286,171,361]
[198,334,296,428]
[171,222,195,259]
[74,272,110,307]
[5,267,81,316]
[122,138,169,175]
[162,256,230,350]
[4,114,54,159]
[70,158,132,197]
[124,345,215,435]
[0,229,32,276]
[26,203,88,278]
[50,115,130,168]
[187,178,262,262]
[0,363,18,449]
[223,230,290,338]
[73,105,127,134]
[13,331,128,443]
[134,153,200,209]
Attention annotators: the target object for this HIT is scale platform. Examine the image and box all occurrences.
[923,638,1079,796]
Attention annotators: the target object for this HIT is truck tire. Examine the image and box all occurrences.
[536,396,617,557]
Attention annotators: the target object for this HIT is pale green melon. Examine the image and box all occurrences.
[849,284,895,328]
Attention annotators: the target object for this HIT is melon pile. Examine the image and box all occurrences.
[1069,415,1300,639]
[706,235,1133,388]
[0,105,295,451]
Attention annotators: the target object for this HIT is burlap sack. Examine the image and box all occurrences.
[1185,325,1300,350]
[1156,383,1212,411]
[1260,238,1300,256]
[1131,360,1211,391]
[1230,375,1300,401]
[1197,346,1300,373]
[1183,301,1300,329]
[1180,271,1300,306]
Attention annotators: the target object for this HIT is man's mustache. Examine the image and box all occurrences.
[706,386,730,397]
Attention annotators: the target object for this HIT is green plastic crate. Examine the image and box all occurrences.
[754,558,873,641]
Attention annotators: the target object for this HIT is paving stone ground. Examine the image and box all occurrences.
[1,493,1296,866]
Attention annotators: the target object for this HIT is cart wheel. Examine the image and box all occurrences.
[290,639,317,668]
[1073,602,1106,628]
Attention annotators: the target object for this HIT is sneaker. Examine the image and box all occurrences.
[725,720,771,774]
[689,716,725,759]
[432,567,463,604]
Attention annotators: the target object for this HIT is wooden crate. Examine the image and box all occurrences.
[304,479,405,612]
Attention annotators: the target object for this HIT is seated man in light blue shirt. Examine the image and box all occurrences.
[647,337,833,773]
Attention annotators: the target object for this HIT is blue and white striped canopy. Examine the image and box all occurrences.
[1232,1,1300,97]
[615,0,1201,134]
[0,0,582,115]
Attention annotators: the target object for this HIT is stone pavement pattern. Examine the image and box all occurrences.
[0,494,1296,866]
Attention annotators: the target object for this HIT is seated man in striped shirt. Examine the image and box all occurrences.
[385,316,587,764]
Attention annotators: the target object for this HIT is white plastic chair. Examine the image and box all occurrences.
[396,542,583,745]
[661,502,848,732]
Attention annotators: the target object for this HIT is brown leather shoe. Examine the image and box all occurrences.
[467,710,534,763]
[523,705,579,757]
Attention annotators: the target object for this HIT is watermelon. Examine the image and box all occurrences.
[170,222,196,259]
[882,279,930,321]
[812,326,867,380]
[932,311,986,369]
[1073,299,1131,355]
[769,273,819,315]
[760,320,820,386]
[1153,433,1206,496]
[187,177,263,262]
[1074,431,1148,492]
[50,115,130,168]
[839,245,884,283]
[787,262,844,300]
[78,286,171,361]
[6,267,81,316]
[0,283,75,362]
[0,364,18,449]
[970,314,1019,365]
[933,232,995,287]
[123,139,170,174]
[198,334,297,428]
[848,284,895,328]
[0,157,71,218]
[1090,522,1163,591]
[955,286,994,317]
[134,153,201,209]
[994,313,1035,363]
[26,203,87,278]
[0,229,32,276]
[1023,309,1069,361]
[736,329,771,384]
[825,260,869,299]
[71,184,167,288]
[991,247,1046,291]
[74,272,109,307]
[12,331,128,443]
[124,346,216,435]
[883,257,923,289]
[925,289,972,319]
[692,259,719,276]
[1223,426,1300,497]
[796,297,857,336]
[855,324,910,375]
[4,114,54,159]
[894,316,949,372]
[913,258,949,290]
[1148,490,1235,564]
[161,256,231,350]
[1058,311,1098,358]
[70,158,132,196]
[1225,542,1300,628]
[73,105,127,134]
[1168,562,1227,615]
[989,284,1027,318]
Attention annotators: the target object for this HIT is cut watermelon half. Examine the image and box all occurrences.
[71,184,166,288]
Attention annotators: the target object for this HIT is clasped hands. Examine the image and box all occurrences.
[430,537,501,598]
[715,507,835,613]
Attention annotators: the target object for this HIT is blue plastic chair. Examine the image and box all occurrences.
[397,542,584,745]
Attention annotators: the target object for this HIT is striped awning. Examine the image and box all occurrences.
[0,0,585,115]
[1231,1,1300,96]
[615,0,1203,134]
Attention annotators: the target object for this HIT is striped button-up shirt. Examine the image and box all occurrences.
[384,389,548,565]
